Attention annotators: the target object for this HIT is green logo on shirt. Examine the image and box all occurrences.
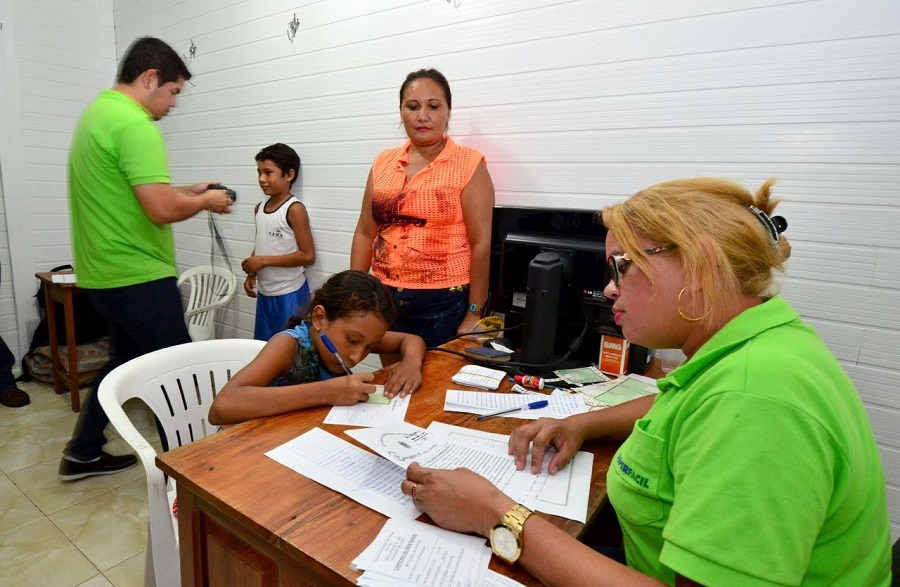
[617,454,650,489]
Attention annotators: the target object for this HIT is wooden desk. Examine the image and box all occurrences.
[157,345,622,586]
[35,271,97,412]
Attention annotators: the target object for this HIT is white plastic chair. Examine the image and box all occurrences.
[98,338,266,587]
[177,265,237,341]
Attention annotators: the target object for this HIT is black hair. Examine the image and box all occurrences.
[117,37,192,85]
[399,68,452,110]
[286,270,395,328]
[255,143,301,187]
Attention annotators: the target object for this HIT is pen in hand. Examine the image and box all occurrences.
[476,399,549,421]
[320,333,353,376]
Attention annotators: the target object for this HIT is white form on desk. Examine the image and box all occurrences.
[352,518,492,587]
[444,389,589,419]
[264,427,418,519]
[347,421,592,523]
[322,386,411,427]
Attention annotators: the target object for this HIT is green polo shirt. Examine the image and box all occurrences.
[68,90,176,289]
[607,296,891,586]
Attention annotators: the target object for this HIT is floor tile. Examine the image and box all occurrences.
[0,412,78,473]
[0,472,43,533]
[103,550,146,587]
[0,381,73,432]
[49,478,148,571]
[0,517,98,587]
[77,575,114,587]
[9,437,145,515]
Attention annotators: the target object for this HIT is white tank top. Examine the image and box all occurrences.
[254,197,307,296]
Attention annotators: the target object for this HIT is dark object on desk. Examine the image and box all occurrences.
[464,346,512,362]
[207,183,237,201]
[521,252,562,364]
[488,206,652,373]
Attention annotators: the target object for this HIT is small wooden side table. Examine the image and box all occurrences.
[34,271,95,412]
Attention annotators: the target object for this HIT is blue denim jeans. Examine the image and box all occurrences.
[386,285,468,348]
[64,277,191,460]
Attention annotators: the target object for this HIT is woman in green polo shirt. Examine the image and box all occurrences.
[401,177,891,586]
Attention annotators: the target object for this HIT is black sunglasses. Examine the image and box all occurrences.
[607,244,677,285]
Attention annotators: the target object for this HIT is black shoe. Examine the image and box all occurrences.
[0,384,30,408]
[58,452,138,481]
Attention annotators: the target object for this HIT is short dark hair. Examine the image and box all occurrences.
[399,68,452,110]
[117,37,192,85]
[255,143,301,187]
[286,270,395,328]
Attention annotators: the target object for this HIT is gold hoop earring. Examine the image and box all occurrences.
[677,288,711,322]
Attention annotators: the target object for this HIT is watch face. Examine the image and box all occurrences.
[490,526,519,561]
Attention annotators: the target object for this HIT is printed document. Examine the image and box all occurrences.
[347,421,592,522]
[323,388,411,426]
[444,389,589,419]
[576,373,659,408]
[352,518,491,587]
[264,427,418,519]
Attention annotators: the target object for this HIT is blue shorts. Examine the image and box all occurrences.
[386,285,468,348]
[254,282,311,341]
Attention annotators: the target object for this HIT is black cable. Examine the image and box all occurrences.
[429,317,591,375]
[436,321,524,345]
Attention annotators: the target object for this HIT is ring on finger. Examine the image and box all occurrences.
[410,483,418,500]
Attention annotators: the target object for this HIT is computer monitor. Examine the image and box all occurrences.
[488,206,652,372]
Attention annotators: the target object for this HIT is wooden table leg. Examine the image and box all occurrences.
[44,283,64,395]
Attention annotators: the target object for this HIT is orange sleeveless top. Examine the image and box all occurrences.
[369,137,485,288]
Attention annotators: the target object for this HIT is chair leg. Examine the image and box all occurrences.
[144,528,155,587]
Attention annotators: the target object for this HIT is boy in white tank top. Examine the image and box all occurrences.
[242,143,317,341]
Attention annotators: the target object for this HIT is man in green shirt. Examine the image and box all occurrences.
[58,37,234,481]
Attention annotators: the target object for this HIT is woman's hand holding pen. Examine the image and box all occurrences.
[325,373,377,405]
[402,463,513,538]
[509,417,586,475]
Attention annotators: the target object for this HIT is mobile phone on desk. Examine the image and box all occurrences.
[464,346,513,361]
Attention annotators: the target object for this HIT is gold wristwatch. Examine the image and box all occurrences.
[489,503,533,564]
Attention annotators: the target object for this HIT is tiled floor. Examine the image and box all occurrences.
[0,379,160,587]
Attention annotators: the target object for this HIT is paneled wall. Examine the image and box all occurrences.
[108,0,900,538]
[0,0,116,355]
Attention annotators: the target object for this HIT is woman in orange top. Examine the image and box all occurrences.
[351,69,495,349]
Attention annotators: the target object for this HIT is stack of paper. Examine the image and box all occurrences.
[347,421,592,523]
[575,373,659,408]
[323,387,411,426]
[451,365,507,390]
[444,389,589,420]
[352,519,492,586]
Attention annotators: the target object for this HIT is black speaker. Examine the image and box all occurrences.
[521,252,563,364]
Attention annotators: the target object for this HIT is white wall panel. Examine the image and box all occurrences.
[98,0,900,541]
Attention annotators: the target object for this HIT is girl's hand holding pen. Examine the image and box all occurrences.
[324,373,377,406]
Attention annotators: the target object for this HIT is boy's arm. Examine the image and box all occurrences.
[243,202,316,273]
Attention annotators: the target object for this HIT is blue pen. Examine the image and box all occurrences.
[320,333,353,375]
[476,399,549,421]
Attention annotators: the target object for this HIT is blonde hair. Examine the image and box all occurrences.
[600,177,791,331]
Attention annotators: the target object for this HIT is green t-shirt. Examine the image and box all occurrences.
[607,296,891,586]
[68,90,176,289]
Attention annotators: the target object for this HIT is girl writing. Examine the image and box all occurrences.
[208,270,426,425]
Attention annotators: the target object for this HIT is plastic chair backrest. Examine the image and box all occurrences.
[98,338,265,587]
[177,265,237,341]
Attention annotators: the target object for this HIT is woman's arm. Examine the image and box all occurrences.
[350,169,377,273]
[374,331,426,398]
[458,161,495,334]
[207,334,376,424]
[403,464,666,587]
